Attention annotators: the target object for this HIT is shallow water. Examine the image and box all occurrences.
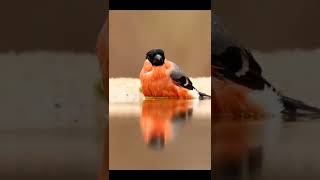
[0,52,107,180]
[109,99,211,170]
[3,50,320,178]
[213,115,320,180]
[211,49,320,179]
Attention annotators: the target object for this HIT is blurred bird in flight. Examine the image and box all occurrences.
[140,48,211,100]
[212,15,320,117]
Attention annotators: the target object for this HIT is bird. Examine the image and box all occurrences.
[140,48,211,100]
[212,15,320,117]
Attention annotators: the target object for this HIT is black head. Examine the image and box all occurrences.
[146,49,165,66]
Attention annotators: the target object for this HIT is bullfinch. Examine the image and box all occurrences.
[140,49,211,100]
[212,15,320,116]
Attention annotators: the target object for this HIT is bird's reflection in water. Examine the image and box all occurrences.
[213,117,265,180]
[140,99,195,150]
[213,114,320,180]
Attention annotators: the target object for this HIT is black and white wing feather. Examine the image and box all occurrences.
[212,15,320,115]
[212,15,272,91]
[170,62,211,99]
[169,63,194,90]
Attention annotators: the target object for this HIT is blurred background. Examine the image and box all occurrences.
[212,1,320,109]
[213,1,320,180]
[109,10,211,78]
[0,1,108,180]
[1,0,107,52]
[213,0,320,52]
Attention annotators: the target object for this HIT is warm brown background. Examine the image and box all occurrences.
[109,10,211,78]
[213,3,320,179]
[213,0,320,51]
[0,1,108,180]
[3,1,320,52]
[1,0,107,52]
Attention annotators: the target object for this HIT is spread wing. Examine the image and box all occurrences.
[169,63,194,90]
[212,15,271,90]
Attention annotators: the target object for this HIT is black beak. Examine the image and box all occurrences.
[154,54,162,61]
[151,54,164,66]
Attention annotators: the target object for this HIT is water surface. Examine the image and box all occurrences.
[109,99,211,170]
[213,49,320,179]
[213,115,320,180]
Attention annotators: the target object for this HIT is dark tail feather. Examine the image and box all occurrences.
[198,91,211,100]
[192,87,211,100]
[281,95,320,116]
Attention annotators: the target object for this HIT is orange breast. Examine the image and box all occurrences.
[140,60,193,99]
[212,78,265,117]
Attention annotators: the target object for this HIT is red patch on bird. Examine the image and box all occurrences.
[212,79,265,117]
[140,60,193,99]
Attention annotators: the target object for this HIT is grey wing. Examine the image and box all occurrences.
[169,63,194,90]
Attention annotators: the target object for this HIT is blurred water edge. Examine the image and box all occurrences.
[213,49,320,179]
[0,51,107,179]
[213,115,320,180]
[109,99,211,170]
